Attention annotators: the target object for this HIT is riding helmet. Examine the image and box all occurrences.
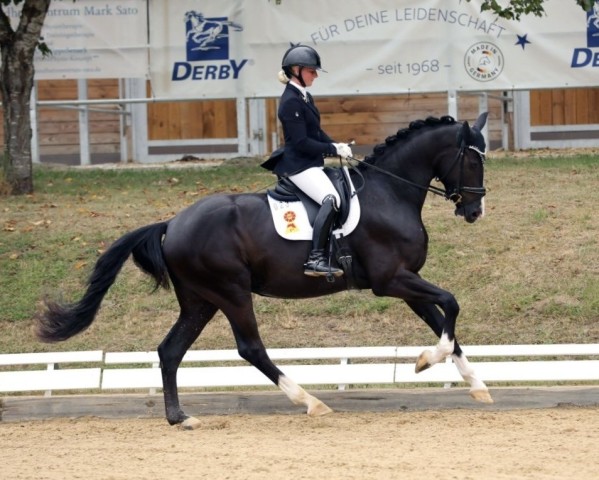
[281,44,325,71]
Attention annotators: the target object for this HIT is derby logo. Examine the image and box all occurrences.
[185,10,242,61]
[571,1,599,68]
[171,10,248,81]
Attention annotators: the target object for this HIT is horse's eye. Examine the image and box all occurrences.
[468,157,481,170]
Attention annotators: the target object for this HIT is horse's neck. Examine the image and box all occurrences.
[357,160,429,209]
[377,142,437,185]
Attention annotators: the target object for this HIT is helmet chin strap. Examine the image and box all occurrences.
[291,66,306,87]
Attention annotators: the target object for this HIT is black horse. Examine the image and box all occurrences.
[36,113,493,429]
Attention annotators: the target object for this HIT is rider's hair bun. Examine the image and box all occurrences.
[278,69,290,84]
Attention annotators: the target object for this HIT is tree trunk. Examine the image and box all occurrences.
[0,0,50,195]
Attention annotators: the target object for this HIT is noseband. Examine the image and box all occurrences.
[435,144,487,205]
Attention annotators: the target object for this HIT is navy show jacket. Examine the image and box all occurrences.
[272,83,336,177]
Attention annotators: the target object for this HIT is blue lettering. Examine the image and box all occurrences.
[171,60,249,81]
[205,65,218,79]
[230,59,248,79]
[192,65,205,79]
[172,62,191,80]
[571,48,599,67]
[218,65,230,79]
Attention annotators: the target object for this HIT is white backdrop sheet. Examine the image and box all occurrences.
[4,0,596,93]
[3,0,148,79]
[148,0,599,99]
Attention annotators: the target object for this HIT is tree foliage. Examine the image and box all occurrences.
[475,0,594,20]
[271,1,595,18]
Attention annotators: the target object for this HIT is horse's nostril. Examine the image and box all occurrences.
[474,209,485,221]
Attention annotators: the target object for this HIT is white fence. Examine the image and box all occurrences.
[1,345,599,397]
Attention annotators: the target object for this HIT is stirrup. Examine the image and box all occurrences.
[304,259,344,278]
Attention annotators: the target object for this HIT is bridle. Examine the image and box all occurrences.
[346,142,487,205]
[434,143,487,204]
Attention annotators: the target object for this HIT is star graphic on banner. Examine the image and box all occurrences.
[515,34,531,50]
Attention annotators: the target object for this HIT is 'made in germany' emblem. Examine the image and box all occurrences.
[464,42,504,82]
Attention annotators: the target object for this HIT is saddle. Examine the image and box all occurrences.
[267,167,354,226]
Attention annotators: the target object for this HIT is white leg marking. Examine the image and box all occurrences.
[431,333,455,365]
[416,333,454,372]
[452,353,481,388]
[438,333,454,356]
[452,353,493,404]
[278,375,333,416]
[480,197,486,218]
[278,374,307,406]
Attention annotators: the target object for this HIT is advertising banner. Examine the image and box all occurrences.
[3,0,148,79]
[148,0,599,99]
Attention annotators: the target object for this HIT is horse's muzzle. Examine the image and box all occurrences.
[455,200,483,223]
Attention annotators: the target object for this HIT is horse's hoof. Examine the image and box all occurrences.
[181,416,202,430]
[415,350,432,373]
[307,400,333,416]
[470,389,494,404]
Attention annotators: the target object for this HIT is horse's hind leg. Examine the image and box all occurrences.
[406,300,493,403]
[222,294,332,416]
[158,299,218,429]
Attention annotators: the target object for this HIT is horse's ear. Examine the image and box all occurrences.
[473,112,488,131]
[471,113,488,152]
[458,120,471,146]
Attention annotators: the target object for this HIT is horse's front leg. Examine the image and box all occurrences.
[451,351,493,403]
[373,269,459,367]
[406,301,493,404]
[373,269,492,403]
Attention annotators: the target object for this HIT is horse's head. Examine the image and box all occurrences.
[360,114,488,223]
[437,112,488,223]
[184,10,204,24]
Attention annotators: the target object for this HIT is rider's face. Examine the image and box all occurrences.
[292,66,318,87]
[301,68,318,87]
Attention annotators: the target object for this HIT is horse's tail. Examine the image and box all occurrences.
[36,222,170,343]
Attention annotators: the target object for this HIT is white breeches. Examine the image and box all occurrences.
[288,167,340,207]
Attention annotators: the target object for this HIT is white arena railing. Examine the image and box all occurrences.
[1,344,599,397]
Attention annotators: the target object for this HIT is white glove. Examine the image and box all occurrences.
[333,142,353,159]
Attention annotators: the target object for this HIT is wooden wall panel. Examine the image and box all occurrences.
[575,89,590,124]
[265,98,280,153]
[564,89,578,124]
[32,79,121,162]
[2,81,598,163]
[552,90,566,125]
[592,89,599,124]
[530,88,599,126]
[147,98,238,140]
[314,93,500,150]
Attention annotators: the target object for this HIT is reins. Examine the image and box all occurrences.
[343,155,446,199]
[343,142,486,203]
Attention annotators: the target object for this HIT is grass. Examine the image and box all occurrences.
[1,153,598,355]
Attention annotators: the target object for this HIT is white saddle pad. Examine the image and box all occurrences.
[267,167,361,241]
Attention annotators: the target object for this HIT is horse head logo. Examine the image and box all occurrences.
[588,1,599,47]
[184,10,243,61]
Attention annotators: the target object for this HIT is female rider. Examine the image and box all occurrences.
[269,44,353,277]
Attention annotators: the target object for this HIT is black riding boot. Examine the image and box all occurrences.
[304,195,343,277]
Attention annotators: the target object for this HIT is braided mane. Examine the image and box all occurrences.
[362,115,457,165]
